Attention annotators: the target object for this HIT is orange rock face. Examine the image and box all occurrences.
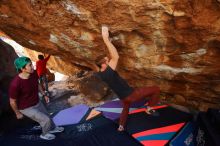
[0,0,220,110]
[23,48,80,76]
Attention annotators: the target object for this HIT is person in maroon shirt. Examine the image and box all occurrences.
[36,54,50,94]
[9,56,64,140]
[95,26,160,132]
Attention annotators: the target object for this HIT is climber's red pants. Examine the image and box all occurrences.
[119,86,160,127]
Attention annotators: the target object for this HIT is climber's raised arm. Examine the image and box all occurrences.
[101,26,119,70]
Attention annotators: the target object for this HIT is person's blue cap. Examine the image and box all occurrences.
[14,56,31,71]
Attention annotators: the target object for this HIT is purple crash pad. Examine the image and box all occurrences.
[95,99,147,120]
[100,100,146,108]
[53,104,89,126]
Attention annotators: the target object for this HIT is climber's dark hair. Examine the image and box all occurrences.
[38,55,44,60]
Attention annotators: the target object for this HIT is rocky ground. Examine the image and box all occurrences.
[40,71,117,114]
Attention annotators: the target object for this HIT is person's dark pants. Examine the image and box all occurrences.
[119,86,160,127]
[39,75,48,92]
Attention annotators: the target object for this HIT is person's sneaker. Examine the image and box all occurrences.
[40,133,55,140]
[145,107,156,114]
[117,125,125,132]
[49,127,64,134]
[145,107,160,116]
[145,107,155,114]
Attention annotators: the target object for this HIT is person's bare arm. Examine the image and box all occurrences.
[45,55,51,62]
[10,98,23,119]
[102,26,119,70]
[38,84,50,103]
